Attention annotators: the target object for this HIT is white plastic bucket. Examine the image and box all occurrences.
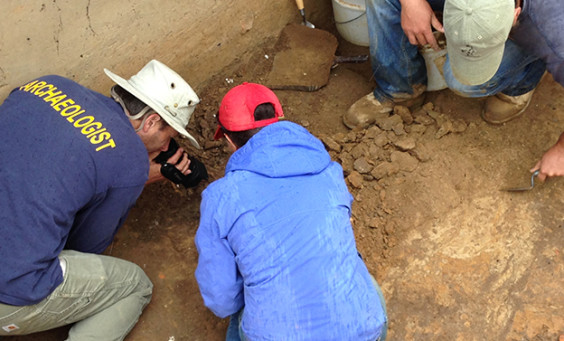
[332,0,370,47]
[419,32,447,91]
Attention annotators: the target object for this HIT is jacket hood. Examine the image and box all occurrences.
[225,121,331,178]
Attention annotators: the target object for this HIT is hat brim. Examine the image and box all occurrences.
[104,68,201,149]
[447,46,505,86]
[213,125,224,140]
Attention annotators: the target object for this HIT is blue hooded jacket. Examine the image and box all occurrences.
[195,121,385,340]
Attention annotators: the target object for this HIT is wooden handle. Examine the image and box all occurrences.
[295,0,304,11]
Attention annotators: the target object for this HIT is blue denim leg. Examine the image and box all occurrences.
[225,309,247,341]
[366,0,445,101]
[444,39,547,97]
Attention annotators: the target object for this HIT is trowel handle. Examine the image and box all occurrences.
[295,0,305,11]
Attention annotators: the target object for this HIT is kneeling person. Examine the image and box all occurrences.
[195,82,387,340]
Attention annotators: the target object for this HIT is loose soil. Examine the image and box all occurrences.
[13,24,564,341]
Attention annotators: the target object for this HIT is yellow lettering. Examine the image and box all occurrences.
[44,94,66,106]
[65,110,85,122]
[26,81,48,94]
[19,80,38,91]
[91,131,111,144]
[52,98,75,111]
[95,139,116,151]
[35,84,56,97]
[73,116,94,128]
[19,79,117,151]
[81,122,103,135]
[60,105,81,117]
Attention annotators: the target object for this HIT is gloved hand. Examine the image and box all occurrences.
[153,138,208,188]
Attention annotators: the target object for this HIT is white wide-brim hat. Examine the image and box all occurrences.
[104,59,201,149]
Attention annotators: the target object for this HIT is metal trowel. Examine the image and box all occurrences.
[295,0,315,28]
[500,170,540,192]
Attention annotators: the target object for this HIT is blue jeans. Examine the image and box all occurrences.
[366,0,546,101]
[225,276,388,341]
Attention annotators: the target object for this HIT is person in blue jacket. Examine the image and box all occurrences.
[0,59,201,340]
[195,82,388,340]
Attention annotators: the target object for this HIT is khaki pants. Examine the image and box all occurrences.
[0,250,153,341]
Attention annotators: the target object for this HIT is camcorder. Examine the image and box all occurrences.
[153,138,208,188]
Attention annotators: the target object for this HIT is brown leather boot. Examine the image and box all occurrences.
[481,89,535,124]
[343,88,426,129]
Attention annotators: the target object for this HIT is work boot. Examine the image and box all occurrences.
[481,89,535,124]
[343,91,425,129]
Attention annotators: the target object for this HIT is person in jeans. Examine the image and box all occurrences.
[343,0,545,129]
[195,82,387,340]
[0,59,200,340]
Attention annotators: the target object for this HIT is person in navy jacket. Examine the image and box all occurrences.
[0,59,200,340]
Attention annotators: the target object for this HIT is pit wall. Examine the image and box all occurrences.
[0,0,332,101]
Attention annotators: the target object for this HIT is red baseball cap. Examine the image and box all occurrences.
[214,82,284,140]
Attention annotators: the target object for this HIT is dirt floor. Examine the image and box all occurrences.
[11,20,564,341]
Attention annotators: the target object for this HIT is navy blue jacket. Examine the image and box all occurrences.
[0,76,148,305]
[511,0,564,86]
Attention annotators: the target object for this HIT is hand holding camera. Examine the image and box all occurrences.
[153,138,208,188]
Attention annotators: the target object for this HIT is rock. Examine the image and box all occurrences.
[319,135,342,152]
[410,144,432,162]
[373,132,390,147]
[338,152,354,173]
[436,119,454,139]
[422,102,434,111]
[394,105,414,124]
[391,120,407,135]
[371,162,399,179]
[390,150,419,172]
[407,123,427,135]
[353,157,373,174]
[368,143,384,161]
[452,119,468,133]
[345,131,358,143]
[351,143,369,159]
[374,112,404,132]
[393,136,416,151]
[332,132,347,144]
[413,108,436,125]
[203,140,223,150]
[363,125,384,139]
[347,171,364,188]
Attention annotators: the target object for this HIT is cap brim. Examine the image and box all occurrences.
[213,125,224,140]
[104,68,201,149]
[447,46,505,86]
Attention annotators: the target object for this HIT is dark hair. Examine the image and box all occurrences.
[112,85,149,116]
[112,85,168,130]
[220,103,276,148]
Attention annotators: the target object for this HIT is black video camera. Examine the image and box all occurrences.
[153,138,208,188]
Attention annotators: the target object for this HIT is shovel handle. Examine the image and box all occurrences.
[295,0,305,11]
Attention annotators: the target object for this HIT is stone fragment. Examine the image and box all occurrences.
[393,136,416,151]
[373,132,389,147]
[374,112,404,132]
[390,151,419,172]
[353,157,373,174]
[319,135,342,152]
[347,171,364,188]
[394,105,414,124]
[363,125,383,139]
[371,162,399,179]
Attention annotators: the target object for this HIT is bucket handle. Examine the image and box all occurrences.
[335,11,366,25]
